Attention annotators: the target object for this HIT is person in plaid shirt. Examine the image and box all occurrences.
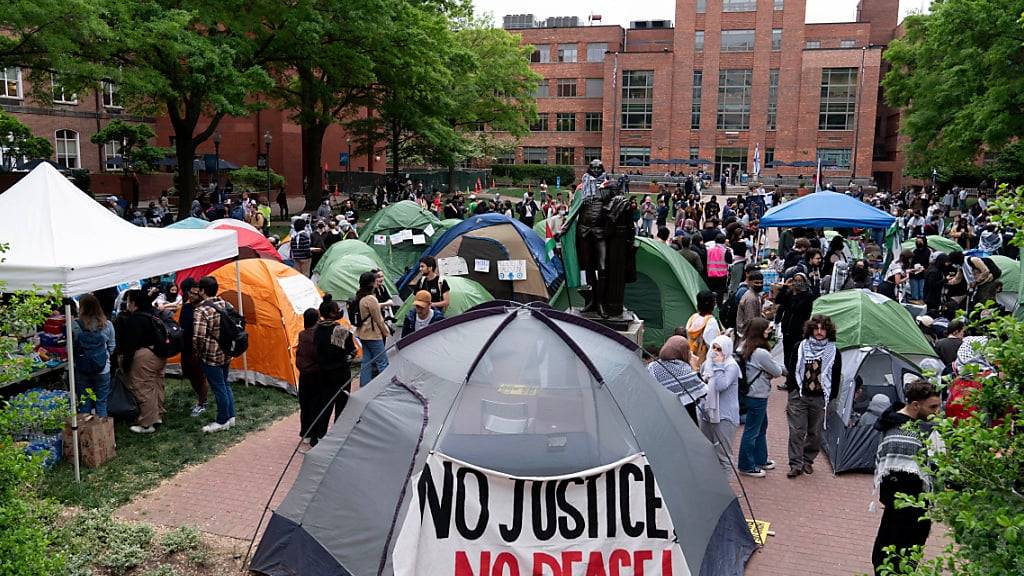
[193,276,238,433]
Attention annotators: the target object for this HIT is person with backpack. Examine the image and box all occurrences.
[415,256,451,312]
[115,290,167,434]
[180,279,209,417]
[193,276,243,433]
[291,218,313,276]
[401,290,444,338]
[354,271,390,387]
[72,294,116,417]
[737,318,786,478]
[685,290,721,371]
[699,335,741,475]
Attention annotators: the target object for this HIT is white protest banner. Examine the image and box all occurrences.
[437,256,469,276]
[393,453,689,576]
[424,224,436,237]
[474,259,490,273]
[412,234,427,245]
[374,234,388,246]
[496,260,527,281]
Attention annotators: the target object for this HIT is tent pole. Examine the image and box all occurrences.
[64,302,81,483]
[235,258,250,385]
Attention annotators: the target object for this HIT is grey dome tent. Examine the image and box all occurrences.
[251,302,755,576]
[823,346,927,473]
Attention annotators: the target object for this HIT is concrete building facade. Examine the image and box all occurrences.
[504,0,900,187]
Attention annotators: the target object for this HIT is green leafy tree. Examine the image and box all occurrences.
[90,119,163,174]
[882,0,1024,178]
[0,111,53,168]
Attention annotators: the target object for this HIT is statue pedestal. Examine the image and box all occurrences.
[569,308,645,349]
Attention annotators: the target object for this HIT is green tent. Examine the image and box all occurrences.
[550,237,707,350]
[439,218,463,229]
[989,255,1020,293]
[900,235,961,255]
[811,289,937,359]
[313,239,380,276]
[358,201,448,280]
[317,253,398,303]
[394,275,494,322]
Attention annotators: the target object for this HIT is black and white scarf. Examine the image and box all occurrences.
[795,337,837,407]
[874,423,933,493]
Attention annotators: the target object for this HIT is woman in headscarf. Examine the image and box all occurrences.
[647,336,708,425]
[786,314,842,478]
[699,334,741,475]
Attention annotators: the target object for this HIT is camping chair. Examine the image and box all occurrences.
[481,400,532,434]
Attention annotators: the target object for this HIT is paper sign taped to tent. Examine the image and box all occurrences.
[438,256,469,276]
[374,234,388,246]
[393,453,690,576]
[276,273,324,314]
[390,232,406,244]
[399,229,415,241]
[424,224,436,237]
[412,234,426,245]
[474,259,490,273]
[497,260,527,281]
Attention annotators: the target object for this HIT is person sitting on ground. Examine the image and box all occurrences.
[402,290,444,337]
[647,335,708,425]
[856,394,891,429]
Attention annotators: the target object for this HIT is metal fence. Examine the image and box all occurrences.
[325,169,492,194]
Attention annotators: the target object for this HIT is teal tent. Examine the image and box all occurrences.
[811,289,937,361]
[358,201,448,280]
[551,237,707,350]
[394,275,494,321]
[313,239,380,276]
[166,217,211,229]
[317,253,397,303]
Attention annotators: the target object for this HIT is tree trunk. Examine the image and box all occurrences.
[447,163,456,194]
[174,135,198,221]
[302,122,328,211]
[391,118,401,176]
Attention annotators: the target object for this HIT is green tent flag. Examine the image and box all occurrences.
[317,253,398,303]
[900,235,961,255]
[551,237,707,349]
[394,275,494,321]
[357,201,449,280]
[560,192,585,289]
[313,239,380,276]
[811,289,937,359]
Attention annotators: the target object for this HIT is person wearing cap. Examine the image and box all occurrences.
[401,290,444,337]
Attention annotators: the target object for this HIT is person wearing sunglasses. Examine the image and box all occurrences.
[699,335,741,476]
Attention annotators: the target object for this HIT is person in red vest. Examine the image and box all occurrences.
[705,233,733,305]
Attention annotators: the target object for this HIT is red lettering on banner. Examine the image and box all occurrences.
[493,552,520,576]
[455,551,489,576]
[633,551,653,576]
[661,549,674,575]
[609,550,631,576]
[532,552,561,576]
[561,551,583,575]
[584,551,608,576]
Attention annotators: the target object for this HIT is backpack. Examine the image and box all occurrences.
[148,314,183,359]
[203,302,249,358]
[74,320,109,374]
[734,352,764,398]
[720,285,748,330]
[346,298,365,329]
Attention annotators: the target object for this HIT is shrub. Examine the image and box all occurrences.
[490,164,575,187]
[160,525,201,555]
[230,166,285,192]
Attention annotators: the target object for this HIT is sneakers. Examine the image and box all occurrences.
[762,460,776,470]
[803,462,814,475]
[190,404,207,417]
[129,425,156,434]
[739,468,766,478]
[787,466,803,478]
[202,421,230,433]
[227,417,236,428]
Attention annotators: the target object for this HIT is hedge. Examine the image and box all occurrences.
[491,164,576,186]
[230,166,285,191]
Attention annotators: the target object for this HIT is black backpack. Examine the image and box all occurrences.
[346,298,365,328]
[734,352,764,398]
[148,314,183,359]
[720,285,748,330]
[203,302,248,358]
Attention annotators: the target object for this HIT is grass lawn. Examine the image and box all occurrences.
[39,377,297,509]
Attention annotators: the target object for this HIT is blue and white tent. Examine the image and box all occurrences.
[759,191,895,229]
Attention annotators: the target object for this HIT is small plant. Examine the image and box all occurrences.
[186,546,210,567]
[159,525,201,554]
[97,522,155,576]
[141,564,178,576]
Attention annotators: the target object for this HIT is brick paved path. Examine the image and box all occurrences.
[118,386,946,574]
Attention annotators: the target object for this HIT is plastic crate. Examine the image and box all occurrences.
[18,432,63,470]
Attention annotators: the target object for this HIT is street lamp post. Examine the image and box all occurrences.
[345,137,352,195]
[213,131,221,193]
[264,130,272,200]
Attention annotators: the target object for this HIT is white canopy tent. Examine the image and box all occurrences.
[0,163,238,481]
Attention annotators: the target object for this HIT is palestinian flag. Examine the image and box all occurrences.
[544,220,556,260]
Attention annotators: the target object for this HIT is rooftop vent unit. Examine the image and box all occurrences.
[503,14,537,29]
[630,20,672,29]
[544,16,581,28]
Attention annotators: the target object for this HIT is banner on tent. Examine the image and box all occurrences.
[393,453,690,576]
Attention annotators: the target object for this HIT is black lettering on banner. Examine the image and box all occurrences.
[455,466,489,540]
[605,469,617,538]
[499,479,525,542]
[644,464,668,538]
[417,460,453,538]
[619,463,645,537]
[531,480,558,541]
[585,474,600,538]
[555,478,585,538]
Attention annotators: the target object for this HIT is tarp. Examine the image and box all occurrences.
[358,201,448,280]
[251,303,755,576]
[759,191,896,229]
[900,235,961,255]
[811,289,937,359]
[0,163,237,296]
[394,275,493,320]
[317,253,398,303]
[176,219,281,285]
[550,237,707,350]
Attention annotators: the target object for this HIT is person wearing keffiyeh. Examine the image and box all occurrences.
[647,336,708,425]
[786,314,842,478]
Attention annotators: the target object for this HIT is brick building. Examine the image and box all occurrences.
[503,0,902,189]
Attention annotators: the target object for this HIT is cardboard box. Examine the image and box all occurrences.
[63,414,116,468]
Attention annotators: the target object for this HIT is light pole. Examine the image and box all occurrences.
[345,137,352,195]
[851,44,870,179]
[263,130,272,200]
[213,130,221,193]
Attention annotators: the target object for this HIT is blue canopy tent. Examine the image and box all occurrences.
[759,191,896,229]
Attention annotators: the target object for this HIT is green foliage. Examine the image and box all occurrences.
[90,120,163,174]
[882,0,1024,177]
[142,565,178,576]
[0,111,54,165]
[159,525,201,555]
[54,509,156,576]
[490,164,575,186]
[984,141,1024,185]
[230,166,285,192]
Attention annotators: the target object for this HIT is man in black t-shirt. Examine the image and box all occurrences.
[416,256,451,312]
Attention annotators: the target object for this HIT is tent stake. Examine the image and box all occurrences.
[65,302,81,483]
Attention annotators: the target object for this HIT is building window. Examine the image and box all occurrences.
[586,43,607,62]
[695,31,704,53]
[51,75,77,105]
[530,45,550,63]
[555,113,576,132]
[55,129,80,169]
[689,147,700,160]
[534,81,549,98]
[691,70,703,130]
[557,44,578,63]
[621,70,654,130]
[722,0,757,12]
[765,147,776,167]
[775,0,784,9]
[696,0,706,13]
[585,78,604,98]
[766,69,779,131]
[840,39,857,48]
[772,29,783,51]
[817,148,852,170]
[495,151,515,165]
[1,67,23,99]
[717,69,752,130]
[102,82,120,108]
[556,78,577,97]
[721,30,756,52]
[619,146,651,168]
[555,147,575,165]
[585,112,603,132]
[104,140,123,171]
[523,147,548,164]
[819,67,858,130]
[530,114,549,131]
[805,40,821,49]
[584,147,602,163]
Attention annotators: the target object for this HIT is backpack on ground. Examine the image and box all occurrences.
[148,314,183,359]
[204,302,249,358]
[107,370,139,422]
[74,320,109,374]
[346,297,365,328]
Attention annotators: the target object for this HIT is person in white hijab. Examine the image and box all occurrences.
[699,334,741,475]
